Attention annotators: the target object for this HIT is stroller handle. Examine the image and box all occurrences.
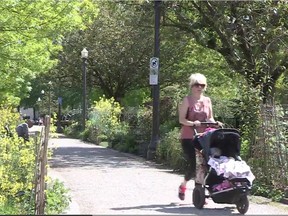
[191,122,222,135]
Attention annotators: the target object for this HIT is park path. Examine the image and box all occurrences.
[47,135,288,215]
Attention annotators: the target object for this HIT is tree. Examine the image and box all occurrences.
[53,1,194,106]
[163,0,288,102]
[0,0,99,106]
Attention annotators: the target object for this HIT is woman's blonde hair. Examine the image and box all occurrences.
[188,73,207,90]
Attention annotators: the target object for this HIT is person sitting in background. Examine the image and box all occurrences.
[16,119,34,141]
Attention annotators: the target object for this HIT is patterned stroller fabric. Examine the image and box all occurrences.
[195,151,207,184]
[194,128,255,186]
[208,156,255,185]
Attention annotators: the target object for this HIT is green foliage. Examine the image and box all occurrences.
[0,0,99,106]
[252,181,285,202]
[47,1,198,109]
[159,85,185,133]
[0,108,34,204]
[156,127,186,172]
[63,122,82,139]
[0,200,19,214]
[123,106,152,154]
[0,108,72,214]
[235,85,263,159]
[249,103,288,199]
[0,108,37,213]
[275,72,288,104]
[79,96,137,153]
[111,131,138,154]
[121,88,151,107]
[164,1,288,100]
[89,96,121,137]
[45,179,71,214]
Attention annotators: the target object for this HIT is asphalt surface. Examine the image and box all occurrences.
[47,134,288,215]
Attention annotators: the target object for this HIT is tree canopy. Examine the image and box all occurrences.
[0,0,98,106]
[163,0,288,102]
[45,1,195,109]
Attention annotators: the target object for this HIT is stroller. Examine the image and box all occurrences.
[191,122,254,215]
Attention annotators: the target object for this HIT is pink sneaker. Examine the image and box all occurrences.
[178,185,186,200]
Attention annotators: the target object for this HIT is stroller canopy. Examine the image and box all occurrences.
[198,128,241,161]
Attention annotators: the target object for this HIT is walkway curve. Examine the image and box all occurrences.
[48,135,288,215]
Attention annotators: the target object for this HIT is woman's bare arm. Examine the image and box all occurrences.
[178,97,195,126]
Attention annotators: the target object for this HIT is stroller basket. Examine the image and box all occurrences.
[211,187,248,204]
[207,172,252,204]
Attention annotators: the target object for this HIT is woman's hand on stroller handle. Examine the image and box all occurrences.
[191,121,223,128]
[191,121,223,135]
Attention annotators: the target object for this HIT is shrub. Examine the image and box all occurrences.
[45,178,71,214]
[88,96,129,147]
[0,109,33,201]
[122,106,152,155]
[156,127,186,172]
[63,122,82,139]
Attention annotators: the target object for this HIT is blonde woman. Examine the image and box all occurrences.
[177,73,220,200]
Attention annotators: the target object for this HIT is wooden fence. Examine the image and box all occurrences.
[251,104,288,192]
[32,115,50,215]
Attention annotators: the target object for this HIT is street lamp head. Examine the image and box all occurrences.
[81,48,89,59]
[37,97,41,102]
[41,90,45,94]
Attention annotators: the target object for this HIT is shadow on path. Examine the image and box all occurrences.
[111,203,236,215]
[49,137,180,175]
[49,146,151,169]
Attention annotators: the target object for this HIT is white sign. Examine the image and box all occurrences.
[149,57,159,85]
[58,97,62,105]
[150,57,159,70]
[150,74,158,85]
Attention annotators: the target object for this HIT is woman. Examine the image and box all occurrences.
[177,73,220,200]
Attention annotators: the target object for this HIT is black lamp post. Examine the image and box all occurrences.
[147,0,161,160]
[38,90,45,115]
[56,96,63,133]
[48,81,52,117]
[81,48,88,131]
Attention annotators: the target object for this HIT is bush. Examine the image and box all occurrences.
[45,178,71,214]
[87,96,129,147]
[156,127,186,172]
[63,122,82,139]
[122,106,152,156]
[0,108,35,210]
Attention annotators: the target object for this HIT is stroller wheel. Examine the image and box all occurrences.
[236,195,249,214]
[192,185,206,209]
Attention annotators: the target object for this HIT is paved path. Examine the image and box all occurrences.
[48,135,288,215]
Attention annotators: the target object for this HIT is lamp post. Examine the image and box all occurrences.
[147,0,161,160]
[56,96,63,133]
[48,81,52,117]
[39,90,44,114]
[81,48,88,131]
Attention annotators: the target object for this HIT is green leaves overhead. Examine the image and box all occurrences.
[0,0,99,105]
[164,0,288,100]
[55,1,192,105]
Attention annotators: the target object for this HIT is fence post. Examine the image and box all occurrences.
[35,115,50,215]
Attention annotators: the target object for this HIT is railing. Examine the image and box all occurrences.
[32,115,50,215]
[251,104,288,193]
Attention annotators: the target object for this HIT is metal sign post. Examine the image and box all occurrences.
[147,0,161,160]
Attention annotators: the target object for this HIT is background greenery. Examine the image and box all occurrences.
[0,0,287,212]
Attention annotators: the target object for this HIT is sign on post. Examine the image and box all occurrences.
[58,97,62,105]
[149,57,159,85]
